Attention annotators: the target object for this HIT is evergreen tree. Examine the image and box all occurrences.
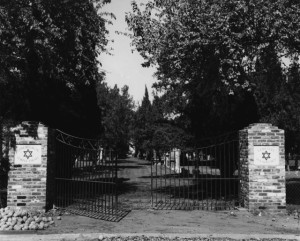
[132,89,193,160]
[97,83,134,157]
[132,86,153,158]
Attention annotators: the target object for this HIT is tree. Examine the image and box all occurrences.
[0,0,112,136]
[97,83,134,157]
[285,61,300,154]
[151,94,194,152]
[132,88,193,160]
[126,0,300,139]
[126,0,300,177]
[127,0,300,90]
[131,86,153,158]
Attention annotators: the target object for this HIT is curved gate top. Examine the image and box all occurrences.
[54,129,129,222]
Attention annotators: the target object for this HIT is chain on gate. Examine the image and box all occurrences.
[54,130,129,221]
[151,131,240,210]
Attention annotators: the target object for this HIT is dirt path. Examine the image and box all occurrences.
[41,207,300,235]
[117,157,153,210]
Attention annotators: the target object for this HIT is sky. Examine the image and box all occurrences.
[99,0,156,103]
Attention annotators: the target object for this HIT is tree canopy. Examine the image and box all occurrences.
[0,0,112,136]
[131,86,153,157]
[126,0,300,148]
[126,0,300,91]
[97,83,134,157]
[132,88,193,159]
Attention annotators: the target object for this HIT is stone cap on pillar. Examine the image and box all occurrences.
[10,121,48,139]
[244,123,284,133]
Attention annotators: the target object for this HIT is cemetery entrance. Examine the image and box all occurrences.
[54,130,240,215]
[54,130,128,221]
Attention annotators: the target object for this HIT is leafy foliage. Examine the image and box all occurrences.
[253,48,300,153]
[131,87,153,157]
[97,83,134,157]
[132,88,193,159]
[0,0,112,136]
[126,0,300,150]
[127,0,300,90]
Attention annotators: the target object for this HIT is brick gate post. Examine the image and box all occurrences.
[6,121,55,211]
[239,123,286,212]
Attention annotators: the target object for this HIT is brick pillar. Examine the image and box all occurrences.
[239,123,286,212]
[7,121,54,211]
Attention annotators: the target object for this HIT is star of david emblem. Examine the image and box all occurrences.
[23,149,33,159]
[262,151,271,160]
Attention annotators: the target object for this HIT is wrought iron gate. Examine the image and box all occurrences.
[151,132,240,210]
[54,130,128,221]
